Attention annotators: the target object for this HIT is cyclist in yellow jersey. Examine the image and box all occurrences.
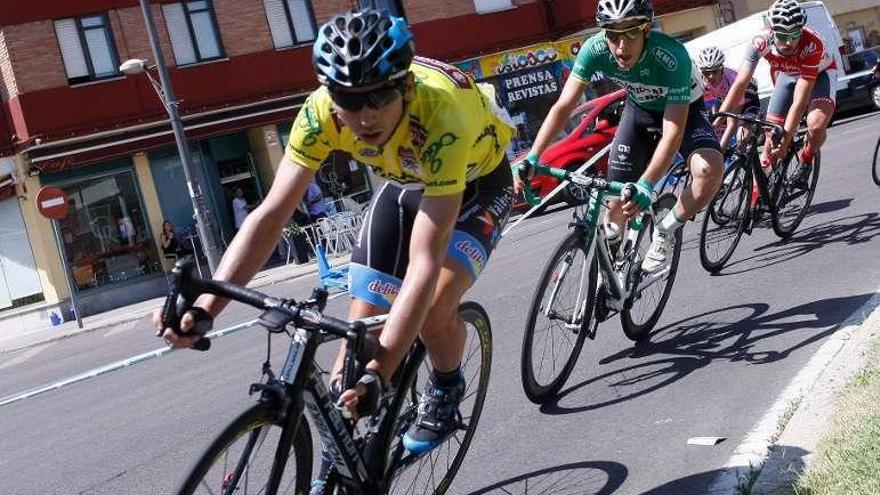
[153,7,515,480]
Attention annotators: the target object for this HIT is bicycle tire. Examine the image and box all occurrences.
[621,193,682,341]
[771,149,820,238]
[384,302,493,494]
[520,232,596,404]
[872,136,880,187]
[699,161,752,274]
[178,403,313,495]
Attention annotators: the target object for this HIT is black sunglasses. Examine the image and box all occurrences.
[329,82,405,112]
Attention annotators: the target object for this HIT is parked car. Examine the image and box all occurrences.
[835,47,880,114]
[512,89,625,211]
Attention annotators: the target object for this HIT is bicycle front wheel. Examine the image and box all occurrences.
[521,232,596,404]
[385,302,492,494]
[872,136,880,186]
[772,148,820,238]
[699,160,751,273]
[177,403,313,495]
[621,193,682,341]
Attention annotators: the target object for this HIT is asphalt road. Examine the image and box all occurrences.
[1,111,878,495]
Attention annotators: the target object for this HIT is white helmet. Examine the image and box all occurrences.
[596,0,654,28]
[697,47,725,70]
[767,0,806,32]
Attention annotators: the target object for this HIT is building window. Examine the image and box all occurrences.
[54,14,120,85]
[263,0,317,49]
[358,0,406,18]
[162,0,225,66]
[57,169,161,291]
[474,0,514,14]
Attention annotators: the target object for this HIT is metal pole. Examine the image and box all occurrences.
[137,0,222,275]
[51,220,83,329]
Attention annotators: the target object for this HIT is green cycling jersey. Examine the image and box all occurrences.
[572,30,702,113]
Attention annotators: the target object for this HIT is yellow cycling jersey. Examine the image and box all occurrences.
[285,57,515,197]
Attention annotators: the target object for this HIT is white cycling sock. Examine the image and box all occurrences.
[658,209,685,234]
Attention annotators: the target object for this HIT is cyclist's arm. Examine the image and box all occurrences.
[366,192,463,380]
[644,103,688,184]
[717,65,754,122]
[196,156,315,316]
[780,77,817,148]
[526,75,588,160]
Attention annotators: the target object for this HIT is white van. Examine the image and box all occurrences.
[684,1,848,105]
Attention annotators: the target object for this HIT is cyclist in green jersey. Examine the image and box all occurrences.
[515,0,723,273]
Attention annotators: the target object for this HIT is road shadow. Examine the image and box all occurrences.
[466,460,628,494]
[540,293,871,415]
[714,211,880,276]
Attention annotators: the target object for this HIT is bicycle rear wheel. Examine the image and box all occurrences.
[699,160,751,273]
[772,148,820,238]
[872,136,880,187]
[621,193,682,341]
[384,302,492,494]
[520,232,597,404]
[178,403,313,495]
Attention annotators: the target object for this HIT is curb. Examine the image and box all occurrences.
[748,292,880,494]
[0,259,334,356]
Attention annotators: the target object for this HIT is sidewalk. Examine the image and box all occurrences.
[0,254,349,355]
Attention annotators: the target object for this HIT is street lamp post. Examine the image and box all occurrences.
[120,0,222,275]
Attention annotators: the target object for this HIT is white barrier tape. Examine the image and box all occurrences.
[502,143,611,237]
[0,318,261,408]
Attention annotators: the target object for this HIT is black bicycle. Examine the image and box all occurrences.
[163,258,492,494]
[699,111,820,273]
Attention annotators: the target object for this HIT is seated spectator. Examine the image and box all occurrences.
[305,180,329,221]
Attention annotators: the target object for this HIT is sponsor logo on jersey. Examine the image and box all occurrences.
[801,42,817,56]
[610,77,667,102]
[409,119,428,148]
[652,46,679,72]
[359,148,380,157]
[753,36,768,52]
[398,147,422,176]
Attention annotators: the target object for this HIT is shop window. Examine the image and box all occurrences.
[263,0,317,48]
[358,0,405,18]
[474,0,513,14]
[54,14,120,85]
[163,0,225,66]
[57,170,161,291]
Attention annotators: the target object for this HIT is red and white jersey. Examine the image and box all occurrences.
[743,27,837,82]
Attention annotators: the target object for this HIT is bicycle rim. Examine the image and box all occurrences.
[699,163,751,273]
[385,302,492,494]
[177,403,312,495]
[872,137,880,187]
[621,193,682,341]
[520,233,595,403]
[772,150,820,238]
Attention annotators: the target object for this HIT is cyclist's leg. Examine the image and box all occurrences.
[404,160,513,454]
[763,74,796,166]
[605,101,655,232]
[675,99,724,221]
[798,70,835,165]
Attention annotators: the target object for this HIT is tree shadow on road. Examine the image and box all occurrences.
[540,293,872,415]
[712,211,880,276]
[466,460,628,494]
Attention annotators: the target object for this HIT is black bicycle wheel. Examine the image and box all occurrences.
[178,403,313,495]
[520,232,596,404]
[384,302,492,494]
[699,161,751,274]
[621,193,682,341]
[872,136,880,187]
[772,148,820,238]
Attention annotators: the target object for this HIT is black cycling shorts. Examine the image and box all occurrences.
[766,70,837,123]
[348,160,513,309]
[608,99,721,183]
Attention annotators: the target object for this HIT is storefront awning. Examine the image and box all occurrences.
[24,93,308,173]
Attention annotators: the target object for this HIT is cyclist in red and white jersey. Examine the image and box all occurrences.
[717,0,835,186]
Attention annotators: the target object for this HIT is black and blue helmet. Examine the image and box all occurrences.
[312,8,414,88]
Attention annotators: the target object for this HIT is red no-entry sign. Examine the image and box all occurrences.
[37,186,69,220]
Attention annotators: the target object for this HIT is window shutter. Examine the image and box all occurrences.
[287,0,315,42]
[54,19,89,79]
[162,3,197,65]
[474,0,513,14]
[190,10,222,59]
[264,0,293,48]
